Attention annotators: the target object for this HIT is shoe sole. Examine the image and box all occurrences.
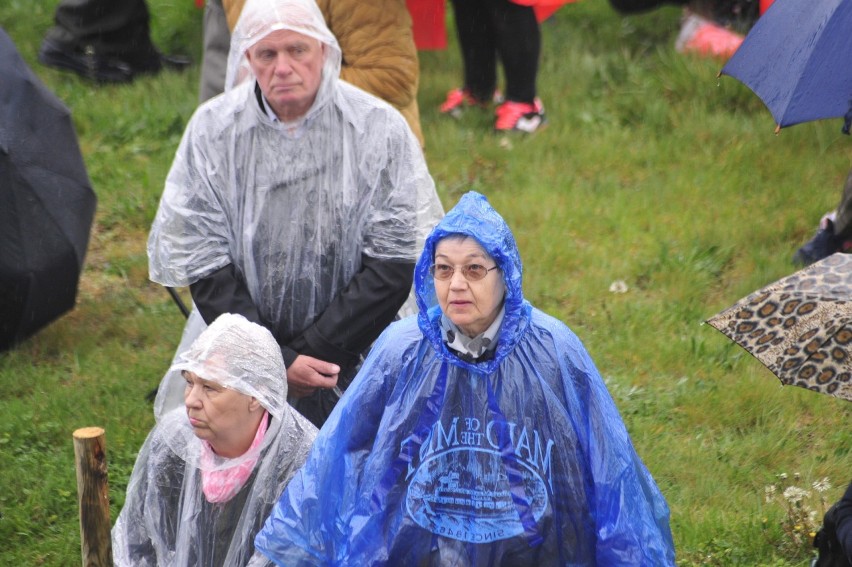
[495,115,548,134]
[441,107,464,120]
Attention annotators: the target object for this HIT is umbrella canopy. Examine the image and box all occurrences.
[706,253,852,402]
[0,27,96,351]
[719,0,852,132]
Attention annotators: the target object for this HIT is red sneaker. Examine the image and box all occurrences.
[494,98,546,133]
[675,12,744,59]
[439,88,501,119]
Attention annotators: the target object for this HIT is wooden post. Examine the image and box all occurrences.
[73,427,113,567]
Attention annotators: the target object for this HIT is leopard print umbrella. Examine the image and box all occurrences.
[706,253,852,402]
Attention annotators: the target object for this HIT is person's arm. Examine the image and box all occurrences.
[290,254,414,370]
[254,326,402,565]
[189,256,413,396]
[189,263,300,368]
[112,430,177,567]
[267,254,413,399]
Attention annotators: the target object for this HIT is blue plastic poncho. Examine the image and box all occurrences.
[254,192,675,566]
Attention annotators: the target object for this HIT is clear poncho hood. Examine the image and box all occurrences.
[255,192,675,566]
[112,314,317,566]
[169,312,289,421]
[224,0,341,124]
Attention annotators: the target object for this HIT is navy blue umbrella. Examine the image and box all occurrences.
[720,0,852,132]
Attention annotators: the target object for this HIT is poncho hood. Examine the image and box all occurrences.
[225,0,342,123]
[415,191,529,374]
[167,313,288,420]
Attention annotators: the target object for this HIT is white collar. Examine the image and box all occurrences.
[440,306,505,360]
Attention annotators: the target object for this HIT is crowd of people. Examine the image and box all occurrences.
[22,0,851,565]
[118,1,678,563]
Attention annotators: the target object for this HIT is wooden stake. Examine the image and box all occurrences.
[73,427,113,567]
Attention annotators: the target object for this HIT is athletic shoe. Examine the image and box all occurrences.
[439,88,501,119]
[494,98,546,133]
[792,219,843,266]
[675,12,744,59]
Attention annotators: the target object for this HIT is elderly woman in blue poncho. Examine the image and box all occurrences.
[253,191,676,566]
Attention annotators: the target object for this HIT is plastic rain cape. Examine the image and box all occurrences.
[112,314,317,566]
[254,192,676,566]
[146,0,443,415]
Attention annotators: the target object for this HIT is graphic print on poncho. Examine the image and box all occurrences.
[403,415,553,543]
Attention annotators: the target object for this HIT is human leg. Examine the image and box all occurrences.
[48,0,154,58]
[491,0,545,132]
[793,168,852,266]
[440,0,499,116]
[451,0,498,101]
[491,0,538,104]
[831,168,852,241]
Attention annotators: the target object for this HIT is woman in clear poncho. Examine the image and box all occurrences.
[112,313,317,566]
[254,192,676,566]
[146,0,443,425]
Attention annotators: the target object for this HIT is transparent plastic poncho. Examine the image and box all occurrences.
[112,314,317,566]
[146,0,443,415]
[254,192,676,566]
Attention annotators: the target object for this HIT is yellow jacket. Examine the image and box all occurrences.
[223,0,423,146]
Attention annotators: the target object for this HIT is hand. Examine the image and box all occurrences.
[286,355,340,398]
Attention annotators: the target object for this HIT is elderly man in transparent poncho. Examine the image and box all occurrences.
[111,313,316,566]
[147,0,443,426]
[254,192,676,566]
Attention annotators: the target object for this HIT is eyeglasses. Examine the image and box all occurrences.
[429,263,499,281]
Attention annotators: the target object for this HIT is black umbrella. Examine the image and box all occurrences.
[0,27,97,351]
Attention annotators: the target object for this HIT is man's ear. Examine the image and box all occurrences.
[249,397,262,412]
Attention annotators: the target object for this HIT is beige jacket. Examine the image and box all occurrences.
[223,0,423,146]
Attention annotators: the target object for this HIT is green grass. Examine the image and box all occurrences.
[1,1,850,565]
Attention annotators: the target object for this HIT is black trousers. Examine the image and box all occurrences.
[449,0,540,104]
[44,0,156,59]
[833,169,852,240]
[608,0,688,14]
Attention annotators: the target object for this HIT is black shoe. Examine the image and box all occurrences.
[122,50,192,76]
[38,39,133,83]
[792,222,842,266]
